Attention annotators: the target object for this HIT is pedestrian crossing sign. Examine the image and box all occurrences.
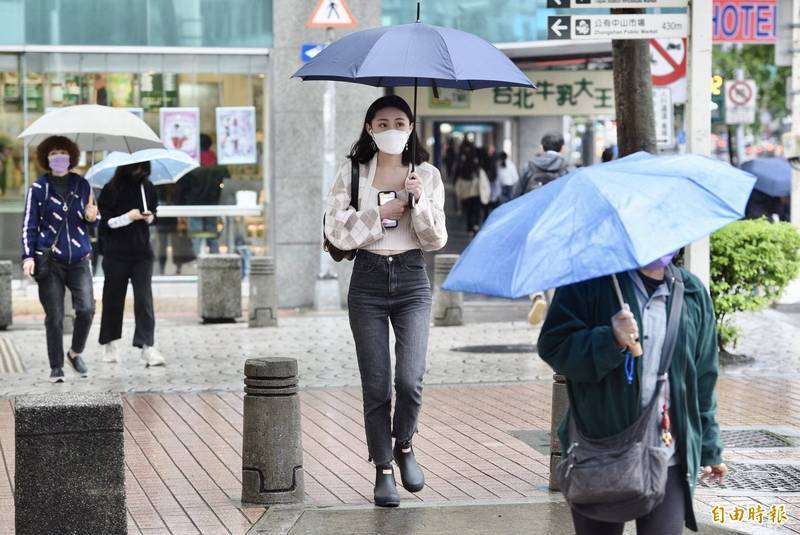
[307,0,358,29]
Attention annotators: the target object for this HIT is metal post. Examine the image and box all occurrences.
[684,0,713,287]
[314,28,341,310]
[241,358,304,504]
[734,63,746,165]
[792,0,800,228]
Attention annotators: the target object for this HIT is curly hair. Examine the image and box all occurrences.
[36,136,80,172]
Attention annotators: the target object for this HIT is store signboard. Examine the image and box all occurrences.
[712,0,777,43]
[653,87,674,147]
[396,70,616,117]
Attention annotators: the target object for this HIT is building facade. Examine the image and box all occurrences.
[0,1,615,307]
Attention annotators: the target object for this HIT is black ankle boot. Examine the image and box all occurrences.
[393,440,425,493]
[374,464,400,507]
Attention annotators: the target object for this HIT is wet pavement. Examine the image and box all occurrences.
[249,500,742,535]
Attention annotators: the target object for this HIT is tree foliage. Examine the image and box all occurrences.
[710,219,800,350]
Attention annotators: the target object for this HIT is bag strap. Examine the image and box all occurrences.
[350,158,360,210]
[657,264,685,375]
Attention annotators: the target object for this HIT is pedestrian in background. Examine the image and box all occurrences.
[324,94,447,508]
[20,136,96,383]
[97,161,165,367]
[455,149,486,236]
[496,151,519,204]
[538,255,726,534]
[514,132,572,198]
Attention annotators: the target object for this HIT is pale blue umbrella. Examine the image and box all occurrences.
[443,152,757,299]
[85,149,198,188]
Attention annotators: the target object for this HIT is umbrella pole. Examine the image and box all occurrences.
[409,77,418,209]
[611,273,643,357]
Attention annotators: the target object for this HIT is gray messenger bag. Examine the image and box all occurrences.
[556,266,685,523]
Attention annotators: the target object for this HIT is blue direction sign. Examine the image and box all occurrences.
[300,44,327,63]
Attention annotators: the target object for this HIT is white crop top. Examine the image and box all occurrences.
[362,187,421,253]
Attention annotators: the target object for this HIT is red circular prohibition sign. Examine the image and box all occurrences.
[650,38,687,86]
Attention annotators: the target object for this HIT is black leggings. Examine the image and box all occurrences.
[571,465,687,535]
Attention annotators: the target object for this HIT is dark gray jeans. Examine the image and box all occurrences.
[37,256,95,369]
[348,249,432,466]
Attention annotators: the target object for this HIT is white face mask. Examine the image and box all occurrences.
[371,129,412,155]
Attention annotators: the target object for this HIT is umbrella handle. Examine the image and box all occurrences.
[611,274,643,358]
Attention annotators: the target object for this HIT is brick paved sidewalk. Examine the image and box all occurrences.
[2,377,800,535]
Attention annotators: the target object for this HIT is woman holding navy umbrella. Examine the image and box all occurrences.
[325,95,447,507]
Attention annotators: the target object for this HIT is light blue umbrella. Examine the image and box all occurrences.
[85,149,198,188]
[740,158,791,198]
[442,152,757,299]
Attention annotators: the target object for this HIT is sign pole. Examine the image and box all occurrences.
[685,0,713,287]
[734,65,746,165]
[314,26,342,309]
[792,0,800,228]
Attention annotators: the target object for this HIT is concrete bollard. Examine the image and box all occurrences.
[549,374,569,491]
[198,254,242,322]
[15,393,126,535]
[0,261,11,330]
[248,257,277,328]
[241,357,304,504]
[432,254,464,326]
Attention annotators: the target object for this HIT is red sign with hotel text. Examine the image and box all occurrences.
[712,0,777,43]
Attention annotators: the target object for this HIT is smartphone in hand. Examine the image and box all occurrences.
[378,191,398,229]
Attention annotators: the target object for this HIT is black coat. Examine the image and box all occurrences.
[98,180,159,261]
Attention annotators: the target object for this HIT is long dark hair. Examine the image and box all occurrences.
[348,94,429,165]
[106,161,151,198]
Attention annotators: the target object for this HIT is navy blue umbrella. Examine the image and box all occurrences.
[292,2,535,172]
[740,158,791,198]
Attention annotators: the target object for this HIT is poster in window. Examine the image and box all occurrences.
[216,106,257,165]
[160,107,200,162]
[107,74,134,107]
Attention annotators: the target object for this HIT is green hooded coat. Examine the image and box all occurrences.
[537,268,723,531]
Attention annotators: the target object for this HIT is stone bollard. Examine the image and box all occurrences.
[198,254,242,322]
[432,254,463,326]
[15,393,126,535]
[549,374,569,491]
[242,357,304,504]
[0,261,11,330]
[248,257,278,328]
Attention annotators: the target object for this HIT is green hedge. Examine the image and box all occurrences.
[710,219,800,350]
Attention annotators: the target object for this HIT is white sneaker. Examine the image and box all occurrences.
[102,342,119,363]
[141,346,166,368]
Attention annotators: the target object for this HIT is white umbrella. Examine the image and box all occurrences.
[85,149,199,188]
[17,104,162,152]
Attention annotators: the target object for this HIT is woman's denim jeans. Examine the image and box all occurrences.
[348,249,432,466]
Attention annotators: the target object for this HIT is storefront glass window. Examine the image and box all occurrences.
[10,0,273,48]
[0,52,269,278]
[382,0,543,43]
